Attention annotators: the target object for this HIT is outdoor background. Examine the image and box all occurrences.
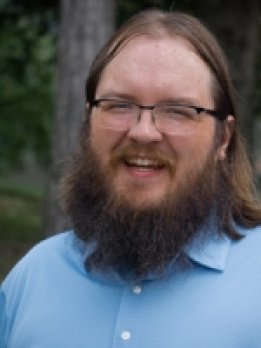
[0,0,260,281]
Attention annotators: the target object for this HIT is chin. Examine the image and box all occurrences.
[115,188,168,211]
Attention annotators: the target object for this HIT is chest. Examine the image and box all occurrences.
[8,268,261,348]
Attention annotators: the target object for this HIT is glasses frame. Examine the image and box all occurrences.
[90,98,226,120]
[89,98,227,134]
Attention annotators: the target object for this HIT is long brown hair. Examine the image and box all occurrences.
[83,9,261,236]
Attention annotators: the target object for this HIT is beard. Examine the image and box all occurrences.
[62,131,230,281]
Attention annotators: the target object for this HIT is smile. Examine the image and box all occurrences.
[124,157,165,170]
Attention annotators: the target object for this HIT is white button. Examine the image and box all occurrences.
[121,330,131,340]
[132,285,142,294]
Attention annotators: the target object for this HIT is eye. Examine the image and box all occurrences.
[159,105,197,120]
[104,100,134,113]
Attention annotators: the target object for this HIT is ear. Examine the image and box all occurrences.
[216,115,235,161]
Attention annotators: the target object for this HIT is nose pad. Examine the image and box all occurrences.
[127,111,162,142]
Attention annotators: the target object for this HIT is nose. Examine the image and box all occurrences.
[127,109,162,143]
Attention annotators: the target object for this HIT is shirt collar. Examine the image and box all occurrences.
[184,231,232,271]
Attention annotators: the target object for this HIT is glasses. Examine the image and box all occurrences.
[90,98,225,135]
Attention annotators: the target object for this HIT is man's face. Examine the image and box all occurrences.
[89,36,228,210]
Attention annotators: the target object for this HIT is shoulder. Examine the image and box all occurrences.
[236,224,261,247]
[1,231,88,344]
[0,287,7,347]
[2,231,85,293]
[229,224,261,267]
[23,230,74,257]
[7,231,72,269]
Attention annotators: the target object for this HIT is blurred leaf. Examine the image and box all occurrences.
[0,1,56,173]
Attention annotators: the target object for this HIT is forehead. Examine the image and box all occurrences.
[96,36,214,106]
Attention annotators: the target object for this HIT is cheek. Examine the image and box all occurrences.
[169,128,215,169]
[90,119,125,165]
[90,128,108,164]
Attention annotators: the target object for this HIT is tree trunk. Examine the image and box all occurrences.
[44,0,115,235]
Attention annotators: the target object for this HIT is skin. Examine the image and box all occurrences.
[89,36,234,209]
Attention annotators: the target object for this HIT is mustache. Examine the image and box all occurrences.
[110,144,176,175]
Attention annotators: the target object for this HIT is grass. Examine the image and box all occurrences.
[0,179,44,281]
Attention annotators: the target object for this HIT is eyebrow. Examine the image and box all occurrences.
[96,92,207,107]
[158,97,207,107]
[96,92,135,101]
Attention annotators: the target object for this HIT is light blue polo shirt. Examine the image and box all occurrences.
[1,226,261,348]
[0,289,6,348]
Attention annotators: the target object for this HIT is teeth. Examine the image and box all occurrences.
[126,158,162,168]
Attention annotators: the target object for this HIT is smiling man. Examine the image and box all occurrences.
[1,9,261,348]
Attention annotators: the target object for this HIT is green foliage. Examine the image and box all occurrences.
[117,0,197,26]
[0,178,43,200]
[0,180,44,280]
[0,179,43,239]
[0,1,56,173]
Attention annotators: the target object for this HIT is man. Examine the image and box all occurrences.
[1,9,261,348]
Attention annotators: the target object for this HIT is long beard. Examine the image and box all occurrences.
[62,138,229,281]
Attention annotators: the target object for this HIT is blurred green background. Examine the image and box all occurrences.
[0,0,260,281]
